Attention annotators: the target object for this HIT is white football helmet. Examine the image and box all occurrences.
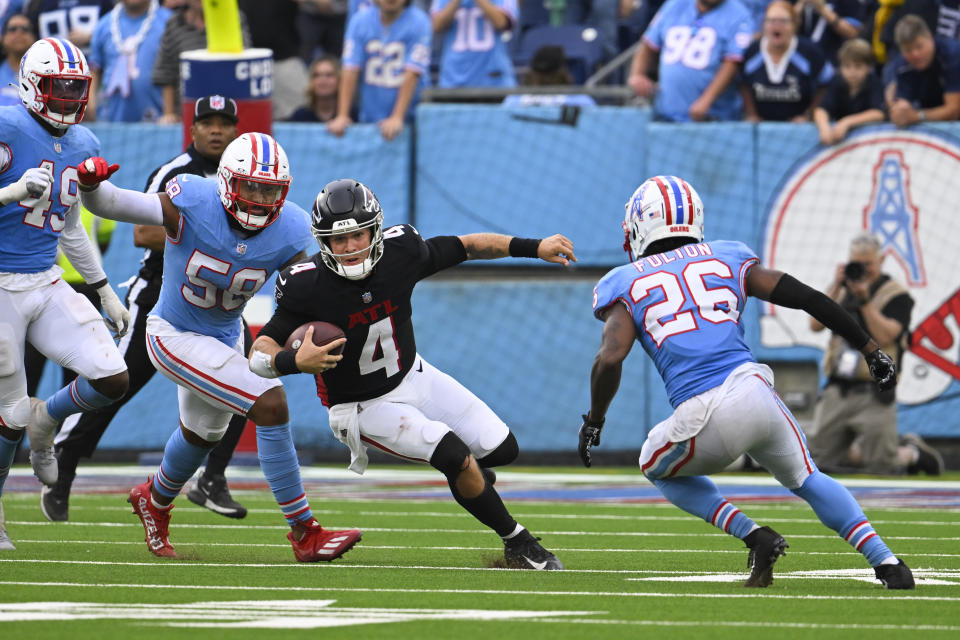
[217,133,291,230]
[19,38,91,129]
[623,175,704,261]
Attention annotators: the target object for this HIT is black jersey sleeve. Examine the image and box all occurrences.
[422,235,467,276]
[257,264,319,346]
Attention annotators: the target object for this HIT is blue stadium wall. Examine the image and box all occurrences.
[36,106,958,454]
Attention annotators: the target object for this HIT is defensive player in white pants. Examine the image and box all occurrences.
[580,176,915,589]
[77,134,361,562]
[0,38,131,550]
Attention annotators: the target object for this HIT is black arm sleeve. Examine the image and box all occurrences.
[769,274,871,349]
[424,235,468,274]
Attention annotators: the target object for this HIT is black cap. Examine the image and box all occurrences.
[530,45,565,74]
[194,95,238,123]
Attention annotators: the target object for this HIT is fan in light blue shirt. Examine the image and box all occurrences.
[431,0,517,88]
[88,0,172,122]
[341,1,431,123]
[631,0,755,121]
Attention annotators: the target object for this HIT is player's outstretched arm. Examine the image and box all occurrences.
[580,303,634,466]
[458,233,576,265]
[59,203,131,337]
[746,265,897,390]
[77,157,181,237]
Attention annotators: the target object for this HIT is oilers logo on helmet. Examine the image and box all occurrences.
[623,175,704,260]
[216,132,291,231]
[19,38,91,129]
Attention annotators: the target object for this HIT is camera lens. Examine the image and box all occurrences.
[844,262,865,281]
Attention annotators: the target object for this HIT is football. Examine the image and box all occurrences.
[284,321,345,355]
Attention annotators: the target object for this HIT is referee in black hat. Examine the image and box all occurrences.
[42,95,253,522]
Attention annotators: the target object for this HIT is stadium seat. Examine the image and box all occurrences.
[515,24,605,84]
[518,0,551,34]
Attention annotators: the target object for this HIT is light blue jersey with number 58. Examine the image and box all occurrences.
[151,174,310,346]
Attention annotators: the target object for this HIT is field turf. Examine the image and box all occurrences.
[1,465,958,639]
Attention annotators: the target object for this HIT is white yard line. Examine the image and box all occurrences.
[6,520,960,541]
[7,539,960,557]
[7,466,960,489]
[1,580,958,601]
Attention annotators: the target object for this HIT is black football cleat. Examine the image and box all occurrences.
[187,473,247,519]
[744,526,789,587]
[504,529,563,570]
[875,559,915,589]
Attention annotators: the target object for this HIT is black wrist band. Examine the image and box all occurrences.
[509,237,541,258]
[90,278,108,290]
[274,349,300,376]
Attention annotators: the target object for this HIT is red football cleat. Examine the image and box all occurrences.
[287,519,361,562]
[128,478,177,558]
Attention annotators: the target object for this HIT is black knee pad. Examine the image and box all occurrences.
[430,432,472,480]
[477,432,518,468]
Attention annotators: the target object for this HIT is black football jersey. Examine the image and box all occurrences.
[259,225,466,405]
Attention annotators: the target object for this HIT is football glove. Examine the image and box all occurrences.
[0,166,54,205]
[578,413,604,468]
[865,348,897,392]
[77,157,119,190]
[97,284,131,338]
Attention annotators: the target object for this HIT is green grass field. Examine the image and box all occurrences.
[1,465,959,639]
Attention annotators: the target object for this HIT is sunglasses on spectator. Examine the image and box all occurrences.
[5,24,32,33]
[764,17,792,24]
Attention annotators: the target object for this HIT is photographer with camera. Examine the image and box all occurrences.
[808,233,943,475]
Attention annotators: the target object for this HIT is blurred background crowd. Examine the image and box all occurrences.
[1,0,957,140]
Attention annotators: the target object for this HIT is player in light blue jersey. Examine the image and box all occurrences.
[431,0,517,88]
[0,38,132,550]
[77,132,362,562]
[328,0,432,140]
[629,0,754,121]
[579,175,915,589]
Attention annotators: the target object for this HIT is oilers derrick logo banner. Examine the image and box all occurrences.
[760,129,960,430]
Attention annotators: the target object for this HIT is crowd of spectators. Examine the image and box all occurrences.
[0,0,958,142]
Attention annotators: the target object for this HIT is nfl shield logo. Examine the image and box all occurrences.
[362,292,373,303]
[236,242,247,255]
[54,142,61,153]
[211,95,226,110]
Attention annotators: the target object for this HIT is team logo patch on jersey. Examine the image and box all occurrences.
[759,129,960,406]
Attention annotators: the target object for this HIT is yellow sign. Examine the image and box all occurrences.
[203,0,243,54]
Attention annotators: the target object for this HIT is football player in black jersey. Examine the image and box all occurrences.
[250,178,576,570]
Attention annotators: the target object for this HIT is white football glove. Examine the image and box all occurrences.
[0,166,54,205]
[97,284,131,338]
